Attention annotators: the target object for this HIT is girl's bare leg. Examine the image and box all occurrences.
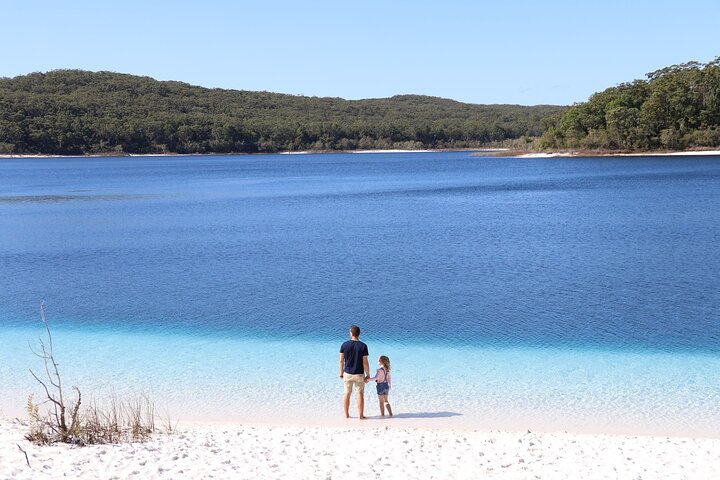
[385,397,393,416]
[378,395,386,416]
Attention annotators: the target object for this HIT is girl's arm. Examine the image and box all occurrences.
[367,368,381,382]
[387,372,391,389]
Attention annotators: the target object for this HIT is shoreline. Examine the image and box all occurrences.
[5,400,720,440]
[2,326,719,441]
[2,417,719,479]
[509,149,720,158]
[0,148,493,159]
[3,147,720,159]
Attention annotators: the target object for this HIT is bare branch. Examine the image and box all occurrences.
[17,444,30,467]
[28,369,60,408]
[28,340,49,359]
[40,302,53,356]
[26,302,169,445]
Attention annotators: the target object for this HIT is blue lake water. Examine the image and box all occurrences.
[1,152,719,435]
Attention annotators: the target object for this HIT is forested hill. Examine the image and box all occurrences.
[0,70,562,155]
[540,58,720,151]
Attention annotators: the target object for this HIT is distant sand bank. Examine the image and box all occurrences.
[3,148,720,159]
[517,149,720,158]
[0,149,485,159]
[2,417,718,479]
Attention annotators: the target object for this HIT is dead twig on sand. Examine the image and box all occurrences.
[27,302,81,444]
[17,443,30,467]
[25,303,173,445]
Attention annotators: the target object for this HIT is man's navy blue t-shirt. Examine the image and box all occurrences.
[340,340,369,375]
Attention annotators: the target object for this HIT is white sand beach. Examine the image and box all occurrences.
[517,152,577,158]
[519,150,720,158]
[2,148,719,160]
[350,149,434,154]
[623,149,720,156]
[2,416,719,479]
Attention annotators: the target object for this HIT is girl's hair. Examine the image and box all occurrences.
[379,355,391,372]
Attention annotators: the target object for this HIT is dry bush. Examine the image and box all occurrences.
[26,303,173,445]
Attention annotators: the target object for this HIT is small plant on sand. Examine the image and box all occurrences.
[26,303,172,445]
[26,303,82,444]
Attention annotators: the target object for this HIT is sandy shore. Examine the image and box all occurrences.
[2,148,719,160]
[2,417,719,479]
[0,149,479,158]
[518,150,720,158]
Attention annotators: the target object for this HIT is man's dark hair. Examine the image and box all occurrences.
[350,325,360,337]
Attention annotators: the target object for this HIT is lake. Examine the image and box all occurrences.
[1,152,719,434]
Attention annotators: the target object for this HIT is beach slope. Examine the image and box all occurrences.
[2,418,719,479]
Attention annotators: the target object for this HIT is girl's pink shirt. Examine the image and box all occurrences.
[368,367,391,388]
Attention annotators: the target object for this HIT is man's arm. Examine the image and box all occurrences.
[339,353,345,378]
[363,355,370,379]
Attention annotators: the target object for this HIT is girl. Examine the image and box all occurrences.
[368,355,393,416]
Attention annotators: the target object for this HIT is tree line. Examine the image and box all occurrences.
[0,70,561,155]
[4,59,719,156]
[540,57,720,151]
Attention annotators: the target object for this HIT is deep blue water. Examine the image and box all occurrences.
[1,152,719,352]
[2,152,720,433]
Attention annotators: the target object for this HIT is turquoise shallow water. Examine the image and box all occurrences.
[1,152,719,434]
[2,324,719,435]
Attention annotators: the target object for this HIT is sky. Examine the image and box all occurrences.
[1,0,718,106]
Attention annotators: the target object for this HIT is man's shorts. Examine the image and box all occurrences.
[343,373,366,395]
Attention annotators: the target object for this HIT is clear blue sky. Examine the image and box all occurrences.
[2,0,718,105]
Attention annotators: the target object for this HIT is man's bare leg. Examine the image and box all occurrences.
[357,391,366,419]
[343,391,351,418]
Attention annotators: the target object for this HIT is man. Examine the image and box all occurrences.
[339,324,370,419]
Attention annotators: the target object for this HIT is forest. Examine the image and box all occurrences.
[540,58,720,151]
[0,70,561,155]
[3,58,719,156]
